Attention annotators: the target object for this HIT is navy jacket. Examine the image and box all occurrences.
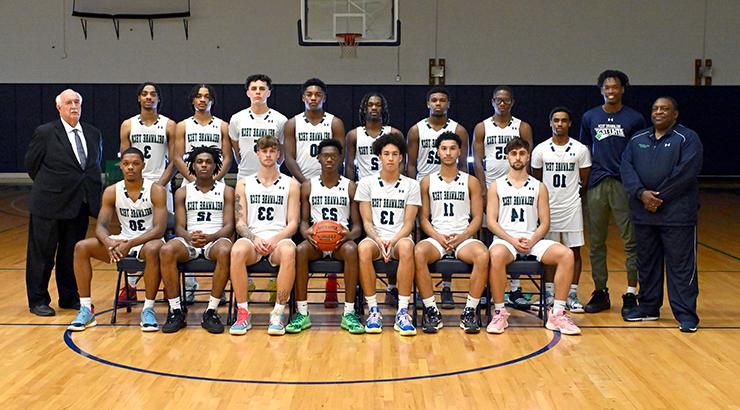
[620,124,703,226]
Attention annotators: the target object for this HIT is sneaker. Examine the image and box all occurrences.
[162,308,187,333]
[679,322,698,333]
[219,294,228,306]
[421,306,443,333]
[247,280,256,302]
[267,312,286,336]
[68,306,97,332]
[440,286,455,309]
[117,285,137,306]
[229,307,252,335]
[508,288,531,310]
[140,307,159,332]
[340,312,366,334]
[385,287,399,307]
[324,274,338,308]
[621,293,638,317]
[530,290,553,311]
[486,309,510,334]
[285,312,312,334]
[546,308,582,335]
[365,307,383,334]
[185,280,199,305]
[267,279,277,304]
[567,291,585,313]
[201,308,224,334]
[623,307,659,322]
[584,288,610,313]
[459,306,480,334]
[394,308,417,336]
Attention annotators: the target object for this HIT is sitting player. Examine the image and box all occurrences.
[289,139,364,334]
[68,148,167,332]
[230,135,300,336]
[415,132,489,333]
[159,146,235,334]
[486,138,581,335]
[355,132,422,336]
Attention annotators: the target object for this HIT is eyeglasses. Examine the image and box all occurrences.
[494,98,513,104]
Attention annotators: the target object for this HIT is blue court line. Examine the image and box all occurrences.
[698,241,740,262]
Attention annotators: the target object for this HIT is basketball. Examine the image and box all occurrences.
[311,220,345,251]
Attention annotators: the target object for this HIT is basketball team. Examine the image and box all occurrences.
[43,69,701,337]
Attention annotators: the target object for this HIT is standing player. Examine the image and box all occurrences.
[415,132,488,333]
[68,148,167,332]
[288,139,364,334]
[159,146,235,334]
[173,84,231,183]
[407,87,469,308]
[229,136,300,336]
[345,92,402,181]
[472,86,534,309]
[579,70,646,317]
[486,138,581,335]
[532,107,591,312]
[355,132,422,336]
[229,74,288,180]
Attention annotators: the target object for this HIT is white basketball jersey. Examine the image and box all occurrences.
[355,175,422,240]
[229,108,288,179]
[483,116,523,187]
[185,180,226,235]
[531,138,591,232]
[495,176,540,238]
[415,118,459,181]
[355,125,391,180]
[294,112,335,180]
[129,115,170,182]
[309,176,351,229]
[245,174,292,239]
[184,116,223,153]
[428,171,471,235]
[115,179,155,239]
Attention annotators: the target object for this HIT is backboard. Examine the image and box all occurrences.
[298,0,400,46]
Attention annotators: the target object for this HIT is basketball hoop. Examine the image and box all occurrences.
[337,33,362,58]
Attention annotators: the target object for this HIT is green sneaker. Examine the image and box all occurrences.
[340,312,366,334]
[285,312,312,333]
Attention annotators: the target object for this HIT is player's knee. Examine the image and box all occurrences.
[473,249,490,267]
[230,242,250,262]
[358,242,374,260]
[74,240,89,257]
[341,240,357,254]
[397,239,413,254]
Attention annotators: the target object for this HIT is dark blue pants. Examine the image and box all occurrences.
[634,224,699,324]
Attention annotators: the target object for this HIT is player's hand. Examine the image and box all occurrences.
[112,240,133,262]
[445,233,465,251]
[190,231,208,248]
[640,190,662,212]
[378,239,392,263]
[253,237,271,256]
[512,237,529,254]
[306,228,319,249]
[520,238,535,252]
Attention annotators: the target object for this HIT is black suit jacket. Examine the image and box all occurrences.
[25,119,103,219]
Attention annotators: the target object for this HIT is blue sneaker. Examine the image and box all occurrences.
[394,308,417,336]
[140,307,159,332]
[679,322,698,333]
[229,307,252,335]
[267,312,286,336]
[623,307,659,322]
[68,306,96,332]
[365,307,383,334]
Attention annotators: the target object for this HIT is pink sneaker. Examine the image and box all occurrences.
[546,308,581,335]
[486,309,510,334]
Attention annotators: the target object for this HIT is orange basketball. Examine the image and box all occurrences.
[311,220,345,251]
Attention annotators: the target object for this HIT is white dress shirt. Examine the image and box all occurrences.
[61,118,87,165]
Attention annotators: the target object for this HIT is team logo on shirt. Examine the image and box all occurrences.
[594,124,625,141]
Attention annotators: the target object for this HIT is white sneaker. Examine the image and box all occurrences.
[567,291,584,313]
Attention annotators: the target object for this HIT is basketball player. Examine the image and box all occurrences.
[173,84,231,182]
[415,132,488,333]
[119,82,177,303]
[531,107,591,313]
[68,148,167,332]
[229,136,300,336]
[229,74,288,179]
[486,138,581,335]
[159,147,235,334]
[407,86,469,308]
[579,70,645,317]
[288,139,364,334]
[472,86,534,310]
[355,132,422,336]
[345,92,402,181]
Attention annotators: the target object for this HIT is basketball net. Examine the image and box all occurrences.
[337,33,361,58]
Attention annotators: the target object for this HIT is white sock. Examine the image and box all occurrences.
[207,296,220,311]
[143,299,155,310]
[297,300,309,316]
[494,303,506,312]
[441,281,452,289]
[626,286,637,295]
[510,279,521,291]
[127,277,137,287]
[552,300,566,315]
[545,282,555,294]
[80,297,92,309]
[344,302,354,315]
[465,295,480,309]
[168,297,181,311]
[272,303,286,316]
[398,295,410,312]
[569,284,578,293]
[365,295,378,310]
[237,301,249,311]
[422,296,436,309]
